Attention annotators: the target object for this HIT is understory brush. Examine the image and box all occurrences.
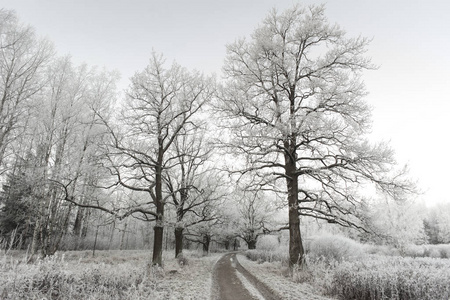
[331,255,450,300]
[401,243,450,259]
[0,250,217,299]
[245,235,289,264]
[245,234,450,300]
[306,234,365,264]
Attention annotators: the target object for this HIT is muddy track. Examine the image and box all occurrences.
[211,253,281,300]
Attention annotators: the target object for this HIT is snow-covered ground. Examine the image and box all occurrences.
[236,254,333,300]
[0,250,221,299]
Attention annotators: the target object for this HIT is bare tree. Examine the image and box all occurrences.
[164,127,223,257]
[103,53,214,266]
[219,5,412,268]
[235,189,274,249]
[0,9,53,172]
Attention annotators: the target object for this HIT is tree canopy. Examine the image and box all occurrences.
[218,5,413,267]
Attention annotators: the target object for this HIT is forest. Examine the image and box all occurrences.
[1,5,450,300]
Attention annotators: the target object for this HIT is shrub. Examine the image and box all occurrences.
[307,234,365,265]
[399,244,450,259]
[437,244,450,258]
[176,253,189,266]
[331,255,450,300]
[245,235,289,264]
[256,235,280,252]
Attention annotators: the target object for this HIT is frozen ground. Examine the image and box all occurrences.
[0,250,332,299]
[212,252,280,300]
[236,254,333,300]
[0,250,220,299]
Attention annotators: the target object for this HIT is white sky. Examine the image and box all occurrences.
[3,0,450,205]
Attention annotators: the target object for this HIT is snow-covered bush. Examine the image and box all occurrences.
[331,255,450,300]
[245,235,289,264]
[245,248,289,264]
[256,235,279,251]
[307,234,365,264]
[403,244,450,259]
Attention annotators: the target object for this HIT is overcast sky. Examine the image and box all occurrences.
[3,0,450,206]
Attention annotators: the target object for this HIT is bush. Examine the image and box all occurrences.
[176,253,189,266]
[331,255,450,300]
[245,248,289,264]
[400,244,450,259]
[307,234,365,265]
[256,235,279,252]
[245,235,288,264]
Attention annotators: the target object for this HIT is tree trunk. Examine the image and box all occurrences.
[31,218,40,255]
[174,227,184,258]
[152,159,164,266]
[224,240,230,250]
[120,222,128,250]
[153,223,164,266]
[108,221,116,250]
[247,239,257,250]
[202,234,210,255]
[285,142,305,269]
[73,207,83,236]
[81,209,90,238]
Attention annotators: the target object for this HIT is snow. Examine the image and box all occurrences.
[236,254,333,300]
[0,250,221,299]
[235,268,266,300]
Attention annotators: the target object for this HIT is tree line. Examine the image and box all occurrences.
[0,5,417,269]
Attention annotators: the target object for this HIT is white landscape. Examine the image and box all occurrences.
[1,1,450,299]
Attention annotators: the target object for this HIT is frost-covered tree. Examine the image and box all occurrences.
[219,5,412,268]
[13,56,119,257]
[103,53,214,266]
[234,188,275,249]
[424,203,450,244]
[0,9,53,171]
[366,200,426,248]
[164,130,224,257]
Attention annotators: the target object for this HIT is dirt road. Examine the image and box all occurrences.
[212,253,281,300]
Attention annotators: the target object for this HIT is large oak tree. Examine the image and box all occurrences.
[219,5,411,268]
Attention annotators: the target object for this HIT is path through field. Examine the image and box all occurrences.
[212,253,281,300]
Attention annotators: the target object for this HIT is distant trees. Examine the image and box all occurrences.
[234,189,275,249]
[364,200,426,248]
[218,5,412,268]
[423,203,450,244]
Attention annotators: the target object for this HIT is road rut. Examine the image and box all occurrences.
[212,253,281,300]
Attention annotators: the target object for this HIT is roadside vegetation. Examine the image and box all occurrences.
[244,234,450,300]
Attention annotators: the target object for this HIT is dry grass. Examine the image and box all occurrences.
[0,250,219,299]
[331,255,450,300]
[243,234,450,300]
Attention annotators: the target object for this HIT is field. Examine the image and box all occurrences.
[0,250,220,300]
[2,235,450,299]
